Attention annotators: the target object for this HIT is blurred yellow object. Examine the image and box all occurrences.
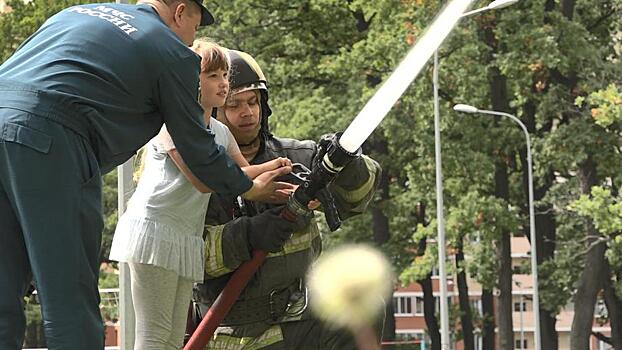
[307,244,393,330]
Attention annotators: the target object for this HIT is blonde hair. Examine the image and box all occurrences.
[133,147,148,183]
[133,41,230,182]
[191,39,230,73]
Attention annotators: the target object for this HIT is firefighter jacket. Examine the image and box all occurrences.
[194,135,381,342]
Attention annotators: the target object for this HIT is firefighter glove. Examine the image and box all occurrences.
[247,206,301,253]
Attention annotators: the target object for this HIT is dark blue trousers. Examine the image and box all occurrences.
[0,108,104,349]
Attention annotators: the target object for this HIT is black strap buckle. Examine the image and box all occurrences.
[268,289,282,321]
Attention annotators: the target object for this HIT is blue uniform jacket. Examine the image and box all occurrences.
[0,3,251,198]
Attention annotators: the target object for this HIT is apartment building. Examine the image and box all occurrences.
[392,237,613,350]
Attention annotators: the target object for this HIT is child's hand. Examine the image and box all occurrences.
[265,157,292,171]
[242,157,293,180]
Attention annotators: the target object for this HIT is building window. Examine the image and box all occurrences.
[514,300,527,312]
[396,332,431,350]
[596,339,614,350]
[434,296,453,314]
[394,296,426,316]
[430,265,439,277]
[394,296,413,316]
[470,298,483,315]
[515,339,528,349]
[595,298,608,318]
[414,296,424,316]
[474,332,483,350]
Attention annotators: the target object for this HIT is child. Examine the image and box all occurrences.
[109,40,291,350]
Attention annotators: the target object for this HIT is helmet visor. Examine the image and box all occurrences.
[231,82,267,95]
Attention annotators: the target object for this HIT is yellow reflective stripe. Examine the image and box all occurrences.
[204,225,233,278]
[267,220,321,257]
[207,325,283,350]
[332,156,377,204]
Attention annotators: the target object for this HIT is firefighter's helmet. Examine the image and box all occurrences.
[228,50,272,123]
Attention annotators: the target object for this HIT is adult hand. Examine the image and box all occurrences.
[247,206,302,253]
[277,183,321,210]
[241,165,293,203]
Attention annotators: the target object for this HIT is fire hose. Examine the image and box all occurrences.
[184,1,475,348]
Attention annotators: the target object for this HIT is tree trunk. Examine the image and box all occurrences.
[495,160,514,350]
[419,274,442,350]
[541,311,558,350]
[520,102,559,349]
[415,203,441,350]
[363,133,390,242]
[496,230,514,350]
[478,20,507,349]
[481,288,495,350]
[571,156,607,350]
[534,180,560,350]
[371,138,390,245]
[560,0,576,20]
[372,206,389,244]
[535,181,559,350]
[456,237,475,350]
[570,240,607,350]
[381,301,396,350]
[602,263,622,349]
[366,136,393,343]
[480,11,515,347]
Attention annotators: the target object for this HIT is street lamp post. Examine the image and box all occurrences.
[115,4,134,350]
[432,1,518,348]
[452,103,541,350]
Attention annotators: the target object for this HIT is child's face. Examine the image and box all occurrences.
[199,68,229,110]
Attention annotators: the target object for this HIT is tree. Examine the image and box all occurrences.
[5,0,620,347]
[206,1,621,349]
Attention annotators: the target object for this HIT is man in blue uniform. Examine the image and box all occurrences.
[0,1,288,349]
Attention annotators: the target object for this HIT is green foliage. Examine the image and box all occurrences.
[399,222,437,285]
[99,266,120,289]
[570,186,622,297]
[0,0,107,61]
[575,83,622,128]
[99,266,120,322]
[445,191,520,289]
[571,186,622,235]
[101,172,119,264]
[202,0,622,331]
[4,0,622,343]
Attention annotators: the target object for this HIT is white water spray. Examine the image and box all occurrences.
[339,0,476,153]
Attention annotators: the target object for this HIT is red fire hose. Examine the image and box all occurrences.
[183,249,267,349]
[183,208,299,350]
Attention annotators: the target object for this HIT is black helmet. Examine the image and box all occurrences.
[228,50,272,137]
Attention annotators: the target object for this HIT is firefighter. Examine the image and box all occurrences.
[192,50,383,349]
[0,2,286,349]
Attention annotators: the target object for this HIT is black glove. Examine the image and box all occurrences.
[247,206,302,253]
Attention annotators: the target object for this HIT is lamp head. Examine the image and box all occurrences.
[487,0,519,10]
[453,104,479,113]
